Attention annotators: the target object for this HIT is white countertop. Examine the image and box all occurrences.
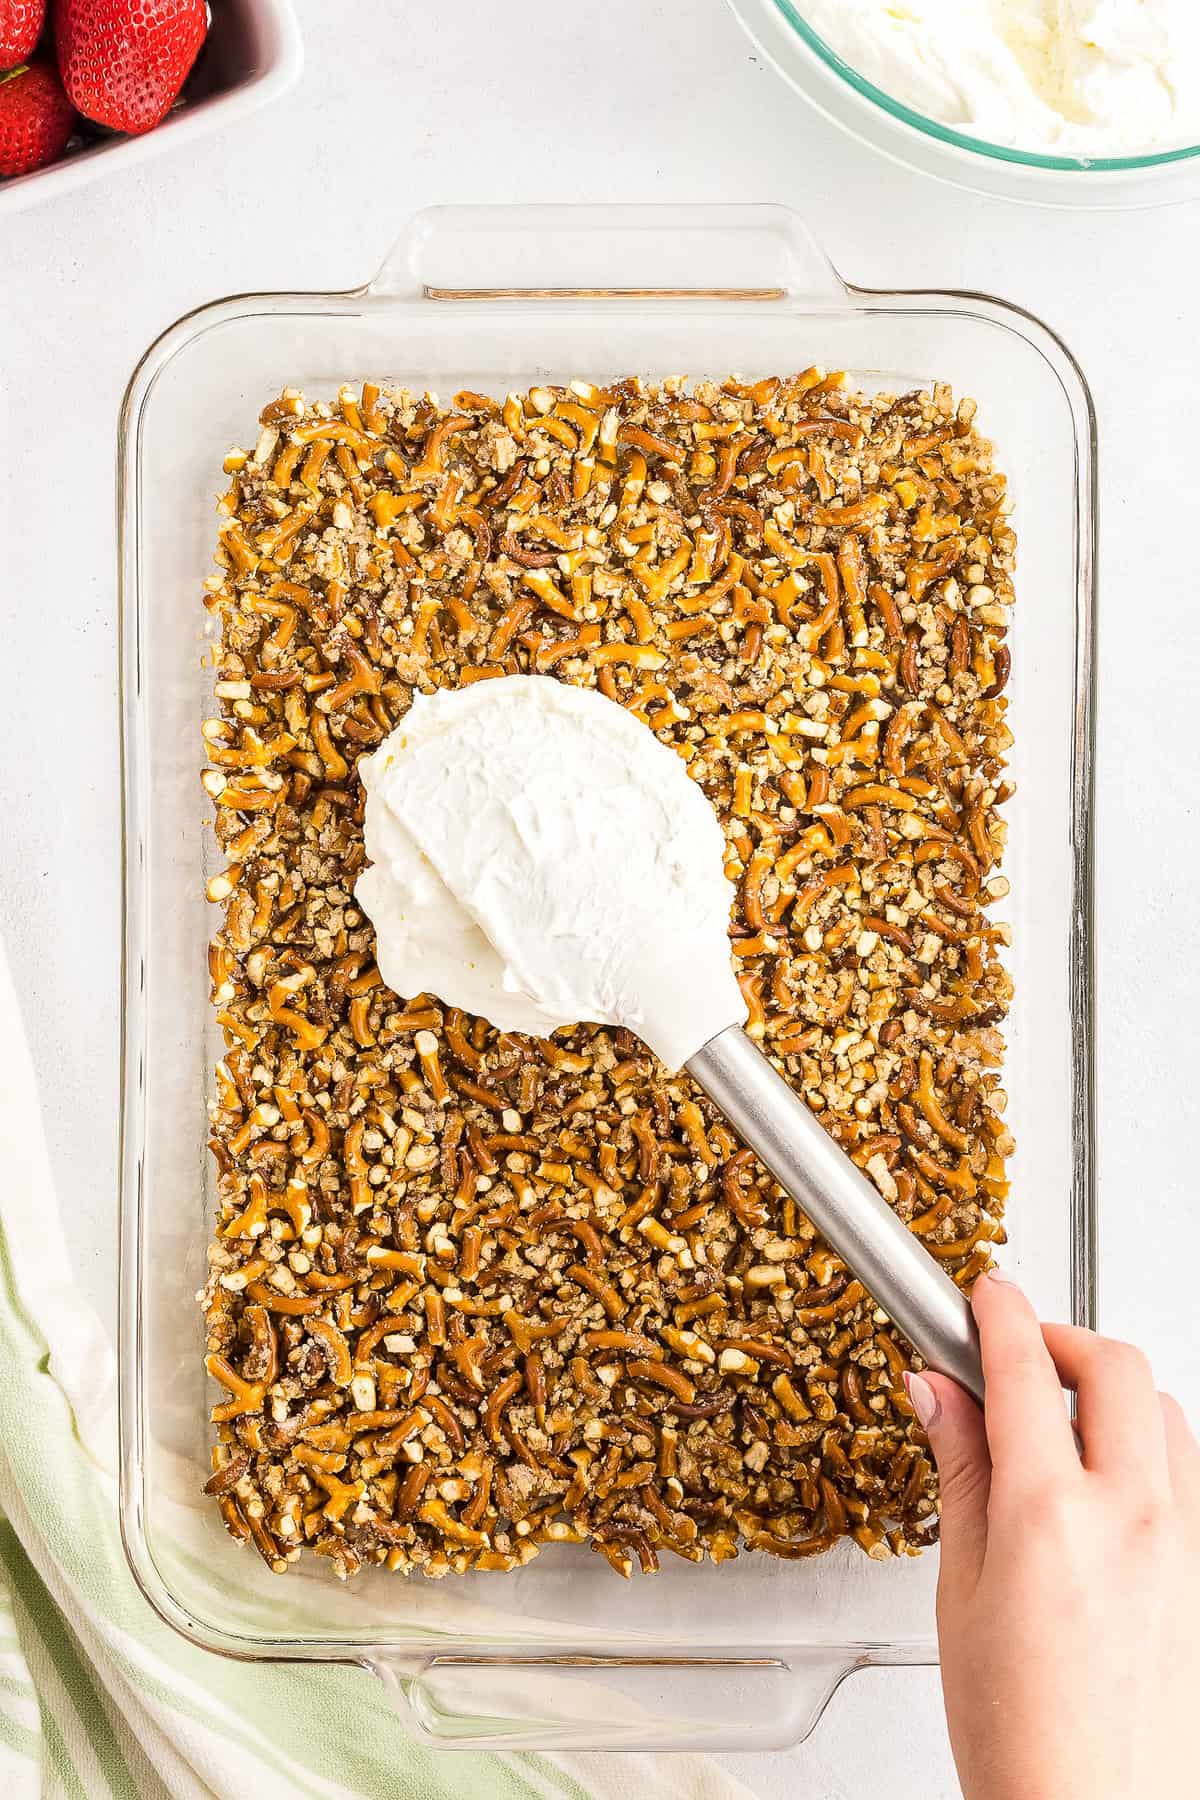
[2,2,1198,1794]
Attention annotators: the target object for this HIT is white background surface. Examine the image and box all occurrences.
[2,2,1198,1795]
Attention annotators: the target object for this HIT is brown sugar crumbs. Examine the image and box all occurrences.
[200,370,1015,1580]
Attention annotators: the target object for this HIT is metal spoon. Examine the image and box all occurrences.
[687,1024,985,1404]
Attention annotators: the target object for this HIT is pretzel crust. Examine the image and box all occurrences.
[201,372,1015,1579]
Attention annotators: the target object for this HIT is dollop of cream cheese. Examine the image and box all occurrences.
[355,676,746,1070]
[801,0,1200,156]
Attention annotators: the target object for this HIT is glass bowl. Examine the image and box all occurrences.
[725,0,1200,208]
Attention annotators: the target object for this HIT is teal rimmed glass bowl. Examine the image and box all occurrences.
[726,0,1200,208]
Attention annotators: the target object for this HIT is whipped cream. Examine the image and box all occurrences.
[355,676,746,1070]
[801,0,1200,155]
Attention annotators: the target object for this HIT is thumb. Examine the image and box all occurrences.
[905,1371,991,1595]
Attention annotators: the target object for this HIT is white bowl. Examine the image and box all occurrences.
[725,0,1200,209]
[0,0,302,212]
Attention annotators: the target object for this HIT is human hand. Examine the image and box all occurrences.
[904,1270,1200,1800]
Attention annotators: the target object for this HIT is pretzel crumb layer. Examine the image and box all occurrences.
[201,370,1015,1581]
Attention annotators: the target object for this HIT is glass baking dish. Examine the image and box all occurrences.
[118,204,1097,1752]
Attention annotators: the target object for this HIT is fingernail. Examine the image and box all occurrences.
[903,1371,940,1429]
[982,1265,1016,1285]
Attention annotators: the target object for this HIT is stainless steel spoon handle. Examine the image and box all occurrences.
[687,1025,985,1405]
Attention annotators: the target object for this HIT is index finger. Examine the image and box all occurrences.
[1041,1324,1169,1491]
[972,1270,1078,1480]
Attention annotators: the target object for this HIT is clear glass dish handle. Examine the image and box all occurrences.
[364,1645,920,1751]
[367,203,846,302]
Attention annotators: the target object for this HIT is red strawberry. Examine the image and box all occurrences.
[0,59,74,175]
[0,0,46,68]
[55,0,206,136]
